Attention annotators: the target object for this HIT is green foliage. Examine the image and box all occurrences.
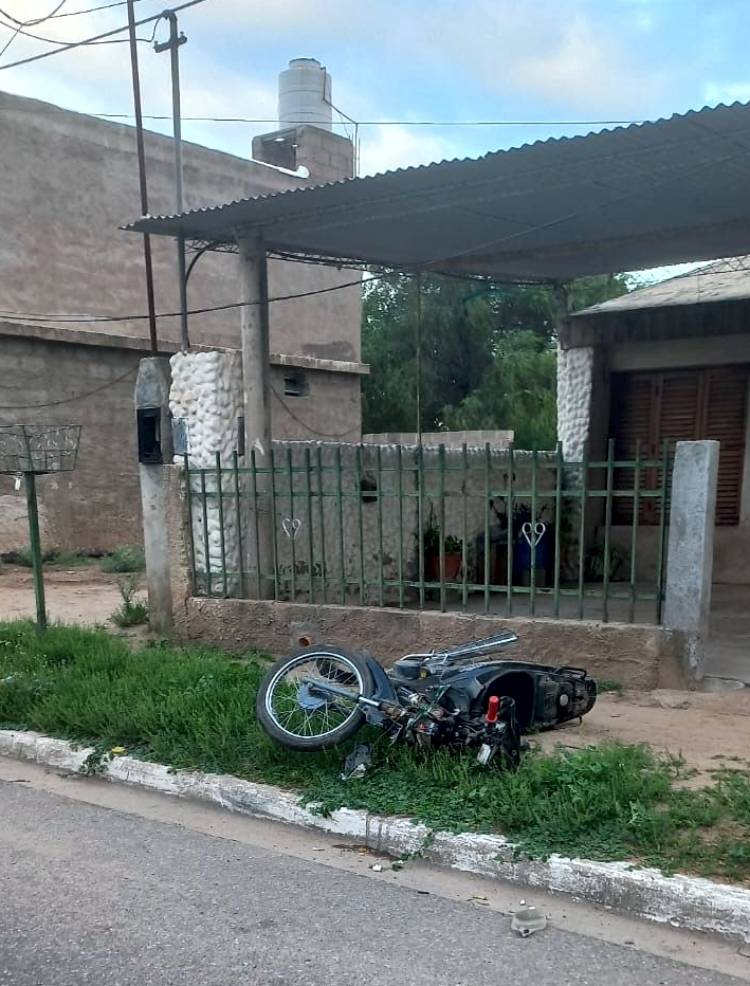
[597,679,625,695]
[4,546,93,567]
[0,619,748,883]
[362,272,629,447]
[110,574,148,628]
[101,545,145,574]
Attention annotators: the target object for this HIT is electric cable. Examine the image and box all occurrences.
[0,365,136,409]
[270,384,359,439]
[0,0,66,58]
[0,13,159,46]
[0,0,206,70]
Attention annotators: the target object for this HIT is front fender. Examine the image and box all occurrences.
[366,657,398,703]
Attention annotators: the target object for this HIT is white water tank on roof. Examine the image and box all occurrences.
[278,58,332,131]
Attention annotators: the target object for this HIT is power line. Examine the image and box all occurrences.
[0,0,67,58]
[271,384,358,438]
[0,271,372,325]
[0,365,136,409]
[0,248,746,332]
[0,0,206,70]
[0,13,159,46]
[84,113,642,128]
[48,0,142,17]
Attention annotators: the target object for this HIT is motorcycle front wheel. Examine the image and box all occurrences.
[255,646,374,751]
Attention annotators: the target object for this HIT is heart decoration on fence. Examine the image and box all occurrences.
[281,517,302,540]
[520,521,546,548]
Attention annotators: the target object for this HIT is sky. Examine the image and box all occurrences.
[0,0,747,275]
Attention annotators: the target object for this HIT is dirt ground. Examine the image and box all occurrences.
[1,563,749,784]
[0,562,127,626]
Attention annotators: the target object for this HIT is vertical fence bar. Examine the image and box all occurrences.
[316,445,327,605]
[214,452,228,598]
[286,447,297,601]
[577,445,588,620]
[483,442,491,614]
[438,444,447,612]
[199,468,211,597]
[356,444,366,605]
[628,439,642,623]
[461,442,468,611]
[182,453,197,595]
[249,449,262,599]
[397,444,405,609]
[656,438,670,624]
[506,446,514,616]
[553,441,562,618]
[602,438,614,623]
[529,449,538,617]
[304,447,315,603]
[231,452,245,598]
[376,444,385,607]
[269,447,280,601]
[417,444,426,609]
[335,445,346,605]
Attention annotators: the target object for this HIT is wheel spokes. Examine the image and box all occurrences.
[265,654,363,739]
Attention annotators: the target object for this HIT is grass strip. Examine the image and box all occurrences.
[0,620,748,883]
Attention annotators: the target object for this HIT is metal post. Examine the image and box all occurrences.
[415,273,423,445]
[155,10,189,351]
[126,0,158,354]
[24,472,46,630]
[238,234,273,598]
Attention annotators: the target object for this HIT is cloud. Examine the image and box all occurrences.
[704,81,750,106]
[358,123,461,176]
[418,1,668,114]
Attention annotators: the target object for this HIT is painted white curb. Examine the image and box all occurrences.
[2,728,749,944]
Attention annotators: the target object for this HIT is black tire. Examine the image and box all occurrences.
[255,646,375,752]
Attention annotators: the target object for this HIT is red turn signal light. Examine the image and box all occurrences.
[486,695,500,723]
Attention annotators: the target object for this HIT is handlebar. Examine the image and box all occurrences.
[438,631,518,663]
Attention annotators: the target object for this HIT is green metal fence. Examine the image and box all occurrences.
[184,438,671,624]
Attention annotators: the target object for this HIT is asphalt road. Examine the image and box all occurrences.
[0,773,746,986]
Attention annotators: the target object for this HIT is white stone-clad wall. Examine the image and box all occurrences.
[170,351,243,591]
[557,345,594,460]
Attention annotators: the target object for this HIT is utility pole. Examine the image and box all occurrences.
[126,0,158,354]
[155,9,190,351]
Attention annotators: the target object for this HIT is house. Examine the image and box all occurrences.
[0,59,366,555]
[557,258,750,586]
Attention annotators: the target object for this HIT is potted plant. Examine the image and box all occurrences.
[422,509,463,583]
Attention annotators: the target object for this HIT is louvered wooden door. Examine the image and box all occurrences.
[610,365,748,525]
[701,368,748,525]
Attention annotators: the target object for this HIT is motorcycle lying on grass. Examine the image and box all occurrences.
[256,631,597,769]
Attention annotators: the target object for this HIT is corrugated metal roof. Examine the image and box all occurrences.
[125,102,750,281]
[573,256,750,316]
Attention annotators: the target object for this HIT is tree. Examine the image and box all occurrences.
[361,272,629,447]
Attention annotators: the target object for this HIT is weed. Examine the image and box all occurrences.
[2,547,93,567]
[598,679,625,695]
[0,619,748,884]
[101,545,145,574]
[110,575,148,628]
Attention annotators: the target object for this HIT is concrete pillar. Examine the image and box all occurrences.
[664,440,719,681]
[238,235,274,597]
[135,357,175,635]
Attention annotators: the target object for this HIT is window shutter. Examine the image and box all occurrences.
[611,374,654,523]
[703,368,748,525]
[610,365,748,527]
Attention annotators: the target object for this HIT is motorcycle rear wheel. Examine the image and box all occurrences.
[256,646,374,751]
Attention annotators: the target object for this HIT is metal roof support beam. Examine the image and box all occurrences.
[238,233,274,599]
